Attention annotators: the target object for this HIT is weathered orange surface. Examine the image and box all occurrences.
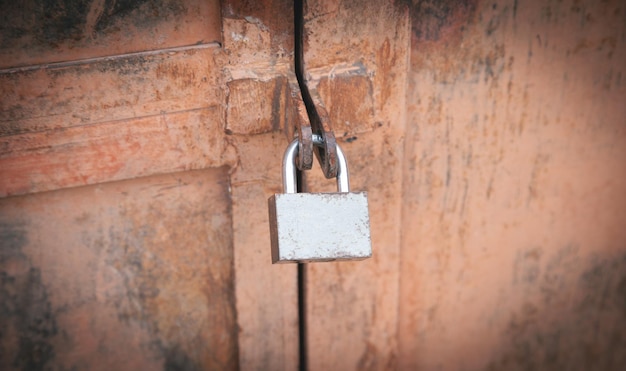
[399,0,626,369]
[0,168,238,370]
[0,46,223,136]
[1,0,625,370]
[300,1,409,369]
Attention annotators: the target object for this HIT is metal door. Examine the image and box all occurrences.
[2,1,625,370]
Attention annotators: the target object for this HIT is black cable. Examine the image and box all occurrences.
[294,1,308,366]
[296,165,308,371]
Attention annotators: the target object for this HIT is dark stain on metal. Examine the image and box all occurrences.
[93,0,186,33]
[513,247,543,286]
[0,0,185,49]
[163,345,201,371]
[0,221,58,371]
[99,172,238,369]
[0,0,89,46]
[92,56,153,76]
[0,171,239,369]
[402,0,479,42]
[105,222,159,325]
[401,0,502,84]
[489,247,626,369]
[13,268,58,371]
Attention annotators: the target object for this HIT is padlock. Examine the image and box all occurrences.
[268,139,372,263]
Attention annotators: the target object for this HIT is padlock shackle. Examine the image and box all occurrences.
[283,139,350,194]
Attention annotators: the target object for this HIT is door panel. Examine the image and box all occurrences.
[0,168,238,370]
[2,0,625,369]
[399,0,626,369]
[0,0,300,369]
[0,1,243,370]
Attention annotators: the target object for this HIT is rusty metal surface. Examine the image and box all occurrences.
[0,0,221,69]
[219,4,305,366]
[300,0,410,369]
[225,77,289,135]
[399,0,626,369]
[0,46,223,136]
[229,133,299,370]
[0,37,232,198]
[220,2,301,366]
[0,0,301,369]
[3,0,623,369]
[0,168,238,370]
[0,107,233,197]
[316,74,377,138]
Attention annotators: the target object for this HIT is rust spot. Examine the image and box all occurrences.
[489,247,626,369]
[404,0,515,84]
[270,76,288,132]
[405,0,481,79]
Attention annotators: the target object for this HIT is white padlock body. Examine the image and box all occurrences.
[268,191,371,263]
